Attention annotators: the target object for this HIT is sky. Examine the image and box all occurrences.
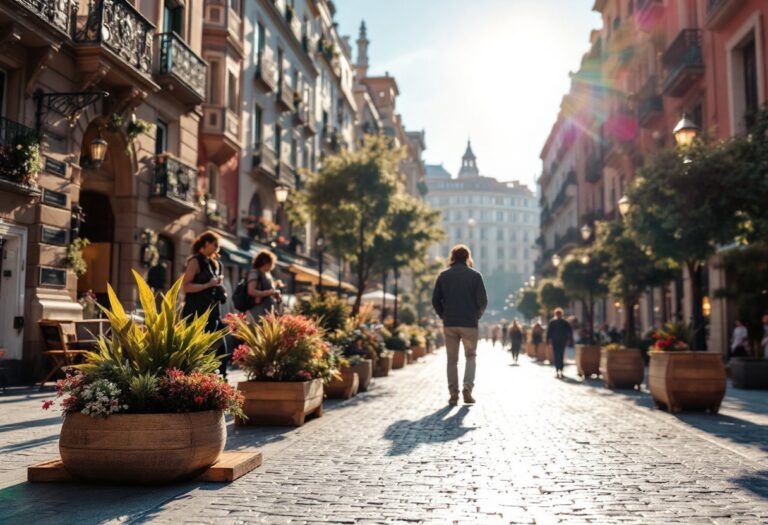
[334,0,602,191]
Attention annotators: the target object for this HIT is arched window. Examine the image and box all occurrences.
[147,235,175,292]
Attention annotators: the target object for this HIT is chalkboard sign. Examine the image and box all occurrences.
[42,188,68,208]
[40,225,68,246]
[44,157,67,178]
[39,266,67,288]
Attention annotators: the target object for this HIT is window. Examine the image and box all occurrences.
[510,231,516,241]
[290,133,297,167]
[207,163,220,198]
[227,71,237,112]
[743,39,758,128]
[150,235,175,292]
[480,246,487,258]
[523,232,529,242]
[274,124,281,159]
[496,229,503,241]
[163,1,183,35]
[255,22,265,64]
[155,119,168,155]
[497,247,504,259]
[229,0,240,16]
[208,61,220,104]
[480,229,486,241]
[252,104,262,147]
[277,48,284,84]
[0,69,5,118]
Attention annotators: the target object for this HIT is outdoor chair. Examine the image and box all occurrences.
[38,320,88,390]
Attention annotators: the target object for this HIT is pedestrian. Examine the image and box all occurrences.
[182,230,228,378]
[531,322,544,346]
[730,319,750,358]
[247,249,283,320]
[432,244,488,406]
[491,324,500,348]
[761,313,768,359]
[509,320,523,364]
[546,308,573,379]
[501,320,509,349]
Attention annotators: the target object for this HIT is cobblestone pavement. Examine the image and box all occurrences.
[2,342,768,524]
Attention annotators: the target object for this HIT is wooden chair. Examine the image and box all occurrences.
[39,320,88,390]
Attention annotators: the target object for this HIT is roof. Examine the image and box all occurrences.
[426,164,452,179]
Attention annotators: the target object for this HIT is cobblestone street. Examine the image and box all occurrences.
[2,342,768,524]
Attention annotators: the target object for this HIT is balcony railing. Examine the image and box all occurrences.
[277,79,295,112]
[585,154,603,183]
[635,0,665,32]
[637,75,663,126]
[662,29,704,97]
[74,0,154,77]
[252,142,277,176]
[12,0,72,35]
[706,0,745,30]
[156,32,207,104]
[550,171,577,214]
[0,116,42,195]
[254,54,277,92]
[293,102,307,126]
[150,154,199,213]
[206,199,230,230]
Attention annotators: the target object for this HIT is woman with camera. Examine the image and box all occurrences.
[247,249,282,320]
[182,230,228,377]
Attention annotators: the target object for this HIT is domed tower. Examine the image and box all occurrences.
[458,139,479,177]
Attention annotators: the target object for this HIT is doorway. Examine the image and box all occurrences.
[0,223,27,361]
[78,190,115,305]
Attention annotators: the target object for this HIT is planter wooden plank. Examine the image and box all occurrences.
[28,459,74,482]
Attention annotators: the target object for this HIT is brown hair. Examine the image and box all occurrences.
[191,230,220,255]
[252,249,276,270]
[449,244,474,267]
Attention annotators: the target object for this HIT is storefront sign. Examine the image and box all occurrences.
[39,267,67,288]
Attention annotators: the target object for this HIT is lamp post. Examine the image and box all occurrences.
[315,233,325,295]
[673,113,700,148]
[580,224,592,242]
[618,195,631,218]
[551,254,561,268]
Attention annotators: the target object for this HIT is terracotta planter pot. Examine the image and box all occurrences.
[526,342,536,358]
[352,359,373,392]
[59,410,225,483]
[325,368,359,399]
[236,379,323,426]
[576,344,601,378]
[730,358,768,389]
[535,343,547,362]
[600,348,644,389]
[411,345,426,361]
[391,349,408,369]
[648,351,726,413]
[373,355,392,377]
[546,344,554,363]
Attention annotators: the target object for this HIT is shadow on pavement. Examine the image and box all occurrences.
[0,417,61,435]
[732,470,768,501]
[383,405,474,456]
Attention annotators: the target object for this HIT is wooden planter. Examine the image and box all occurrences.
[526,342,535,358]
[576,344,601,378]
[59,410,225,483]
[325,368,359,399]
[648,351,726,413]
[535,343,547,362]
[546,344,554,363]
[391,349,408,369]
[411,345,426,361]
[352,359,373,392]
[600,348,644,389]
[236,379,323,426]
[730,358,768,389]
[373,355,392,377]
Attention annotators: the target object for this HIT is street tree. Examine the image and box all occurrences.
[537,280,569,321]
[414,258,444,325]
[516,289,540,322]
[293,135,405,314]
[558,250,608,343]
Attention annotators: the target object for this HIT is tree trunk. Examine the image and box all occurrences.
[393,267,399,328]
[687,259,707,351]
[381,271,387,323]
[582,298,593,344]
[353,221,366,315]
[623,292,637,346]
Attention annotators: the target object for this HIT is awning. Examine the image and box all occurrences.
[217,237,252,267]
[347,289,396,305]
[287,263,357,292]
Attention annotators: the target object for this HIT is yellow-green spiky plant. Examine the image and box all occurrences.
[77,270,227,383]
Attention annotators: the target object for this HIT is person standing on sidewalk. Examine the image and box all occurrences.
[501,320,509,349]
[546,308,572,379]
[432,245,488,406]
[509,320,523,365]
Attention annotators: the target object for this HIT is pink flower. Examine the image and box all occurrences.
[223,312,246,332]
[295,370,312,381]
[194,395,205,405]
[232,344,249,362]
[41,400,54,410]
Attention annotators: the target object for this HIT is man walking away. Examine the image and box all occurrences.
[432,245,488,406]
[547,308,572,379]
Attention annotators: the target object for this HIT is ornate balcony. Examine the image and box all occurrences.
[276,159,295,189]
[150,154,200,214]
[73,0,156,86]
[637,75,663,127]
[293,101,307,126]
[277,79,295,112]
[663,29,704,97]
[201,105,240,163]
[635,0,665,32]
[0,117,42,197]
[254,54,277,92]
[706,0,746,30]
[305,114,317,135]
[202,0,243,54]
[252,142,277,177]
[155,32,207,106]
[9,0,73,37]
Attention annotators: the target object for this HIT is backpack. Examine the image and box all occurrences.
[232,278,256,312]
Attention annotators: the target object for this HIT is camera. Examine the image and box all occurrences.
[211,285,227,304]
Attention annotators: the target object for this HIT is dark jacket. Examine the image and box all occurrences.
[546,318,572,347]
[431,263,488,328]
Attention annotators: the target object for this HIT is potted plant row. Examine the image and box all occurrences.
[575,342,601,378]
[383,329,410,369]
[648,321,726,413]
[599,343,644,390]
[43,272,244,484]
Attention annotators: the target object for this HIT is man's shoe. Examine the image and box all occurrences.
[448,393,459,406]
[462,388,475,404]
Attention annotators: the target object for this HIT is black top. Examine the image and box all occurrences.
[510,329,523,348]
[547,318,573,347]
[431,263,488,328]
[182,253,222,327]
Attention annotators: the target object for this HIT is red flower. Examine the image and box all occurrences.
[224,312,246,332]
[194,395,205,405]
[232,344,249,363]
[41,400,54,410]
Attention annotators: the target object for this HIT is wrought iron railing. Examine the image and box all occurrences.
[157,32,207,100]
[151,154,198,205]
[74,0,154,77]
[13,0,72,34]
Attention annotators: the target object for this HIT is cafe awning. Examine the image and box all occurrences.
[217,237,252,267]
[287,263,357,292]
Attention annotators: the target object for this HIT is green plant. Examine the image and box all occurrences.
[602,343,625,352]
[66,238,91,277]
[294,293,350,332]
[384,335,407,351]
[0,130,42,185]
[653,321,694,351]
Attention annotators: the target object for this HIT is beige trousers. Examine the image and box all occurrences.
[444,326,478,394]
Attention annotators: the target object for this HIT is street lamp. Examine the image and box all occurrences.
[673,113,700,148]
[580,254,591,265]
[315,233,325,294]
[618,195,631,218]
[88,135,108,168]
[275,184,290,204]
[551,254,562,267]
[580,224,592,242]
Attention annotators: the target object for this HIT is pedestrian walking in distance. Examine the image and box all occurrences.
[432,244,488,406]
[491,324,500,348]
[501,320,509,349]
[546,308,573,379]
[509,320,523,365]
